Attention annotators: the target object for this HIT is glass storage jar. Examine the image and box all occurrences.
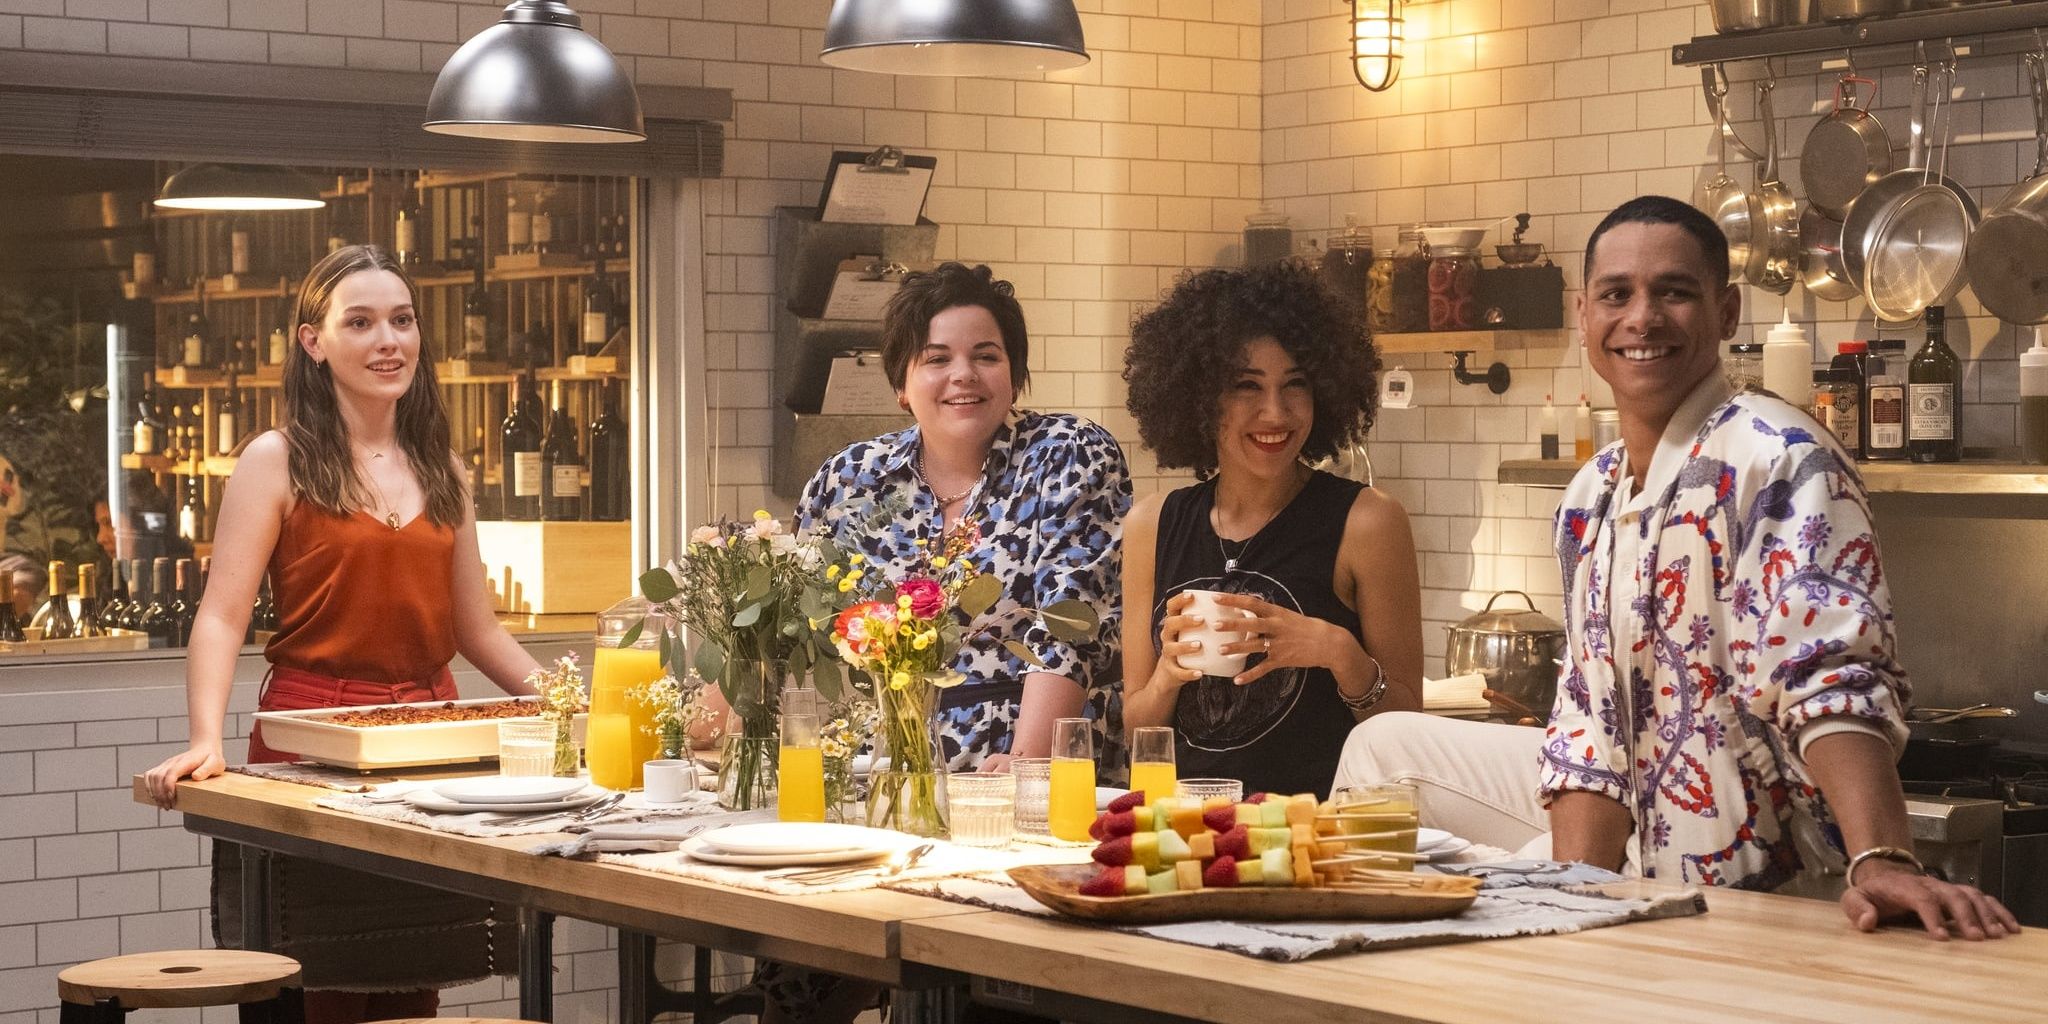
[1321,219,1372,311]
[1426,245,1481,331]
[1726,342,1763,391]
[1367,249,1399,334]
[1389,226,1431,334]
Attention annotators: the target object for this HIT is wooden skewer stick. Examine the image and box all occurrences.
[1314,850,1427,867]
[1314,829,1419,842]
[1332,798,1393,811]
[1316,812,1418,822]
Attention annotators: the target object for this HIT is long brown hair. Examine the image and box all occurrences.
[283,245,466,528]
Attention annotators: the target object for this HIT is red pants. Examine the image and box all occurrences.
[245,663,456,1024]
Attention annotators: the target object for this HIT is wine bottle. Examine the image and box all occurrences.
[463,261,490,358]
[540,381,584,522]
[178,476,205,544]
[132,381,164,456]
[500,376,544,520]
[467,426,492,519]
[395,176,422,268]
[182,312,207,368]
[98,561,129,630]
[218,367,240,456]
[588,376,628,522]
[122,559,150,632]
[168,558,194,648]
[531,188,555,255]
[38,561,75,640]
[252,574,278,633]
[580,253,613,354]
[0,571,24,643]
[1908,306,1962,463]
[75,564,105,638]
[140,558,174,648]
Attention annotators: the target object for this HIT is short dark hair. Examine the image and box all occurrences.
[878,262,1030,393]
[1123,261,1381,477]
[1583,195,1730,285]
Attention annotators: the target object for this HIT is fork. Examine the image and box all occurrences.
[482,791,625,829]
[776,843,936,885]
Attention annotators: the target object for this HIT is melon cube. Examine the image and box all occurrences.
[1156,827,1193,863]
[1234,804,1262,827]
[1289,823,1315,850]
[1123,865,1149,895]
[1131,830,1161,870]
[1146,869,1177,895]
[1262,826,1294,852]
[1174,858,1204,891]
[1259,801,1289,828]
[1290,847,1315,887]
[1285,795,1317,827]
[1235,858,1266,886]
[1168,805,1207,839]
[1260,847,1292,884]
[1187,832,1216,861]
[1202,795,1234,812]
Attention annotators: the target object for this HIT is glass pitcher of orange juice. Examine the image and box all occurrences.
[590,594,670,790]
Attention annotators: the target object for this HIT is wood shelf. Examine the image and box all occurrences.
[1499,458,2048,495]
[413,262,599,288]
[1375,329,1567,354]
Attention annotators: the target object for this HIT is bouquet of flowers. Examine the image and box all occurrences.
[527,653,588,778]
[637,510,823,808]
[820,697,878,819]
[630,672,719,761]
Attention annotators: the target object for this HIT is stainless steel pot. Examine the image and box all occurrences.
[1711,0,1807,33]
[1965,51,2048,325]
[1443,591,1566,725]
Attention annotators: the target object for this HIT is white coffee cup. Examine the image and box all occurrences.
[643,759,699,804]
[1174,589,1255,678]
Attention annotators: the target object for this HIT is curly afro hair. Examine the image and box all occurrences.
[1123,260,1381,477]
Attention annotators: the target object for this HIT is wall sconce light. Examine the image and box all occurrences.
[1351,0,1405,92]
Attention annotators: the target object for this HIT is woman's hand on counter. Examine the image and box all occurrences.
[142,743,225,809]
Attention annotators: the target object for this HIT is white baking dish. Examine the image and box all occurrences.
[253,697,586,770]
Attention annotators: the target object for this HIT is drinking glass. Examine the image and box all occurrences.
[497,720,555,778]
[1128,726,1177,803]
[1048,718,1096,842]
[1011,758,1053,835]
[1331,782,1421,871]
[777,713,825,823]
[1174,777,1244,804]
[946,771,1016,847]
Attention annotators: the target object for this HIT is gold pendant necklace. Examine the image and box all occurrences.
[358,447,403,530]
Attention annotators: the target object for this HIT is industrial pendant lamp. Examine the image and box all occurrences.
[424,0,644,144]
[153,163,326,211]
[819,0,1089,77]
[1351,0,1405,92]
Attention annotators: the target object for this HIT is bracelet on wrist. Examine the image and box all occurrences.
[1338,654,1387,713]
[1846,845,1924,888]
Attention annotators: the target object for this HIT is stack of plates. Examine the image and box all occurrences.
[1417,828,1472,863]
[404,776,607,814]
[681,821,907,867]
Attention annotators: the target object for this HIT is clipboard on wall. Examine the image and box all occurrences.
[816,146,936,225]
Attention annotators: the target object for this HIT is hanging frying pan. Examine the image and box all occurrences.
[1859,57,1978,323]
[1704,67,1766,285]
[1746,78,1800,295]
[1801,71,1892,220]
[1799,201,1859,300]
[1965,50,2048,324]
[1840,57,1979,322]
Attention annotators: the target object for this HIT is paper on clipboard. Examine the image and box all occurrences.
[822,258,911,321]
[820,354,901,415]
[818,146,935,225]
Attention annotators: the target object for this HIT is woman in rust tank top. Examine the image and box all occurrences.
[142,245,544,1024]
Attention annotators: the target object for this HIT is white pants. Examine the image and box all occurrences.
[1333,712,1554,860]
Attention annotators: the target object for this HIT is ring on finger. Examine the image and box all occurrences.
[1261,638,1271,651]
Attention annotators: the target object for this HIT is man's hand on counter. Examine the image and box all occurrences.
[143,743,226,809]
[1843,860,2021,941]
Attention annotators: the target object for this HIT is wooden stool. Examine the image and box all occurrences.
[57,950,304,1024]
[374,1019,545,1023]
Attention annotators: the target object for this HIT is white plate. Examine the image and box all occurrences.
[1095,787,1128,811]
[1417,827,1454,851]
[693,821,893,857]
[403,786,608,815]
[679,833,901,867]
[1424,837,1473,862]
[433,776,590,804]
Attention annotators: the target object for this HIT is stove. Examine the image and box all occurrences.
[1900,748,2048,926]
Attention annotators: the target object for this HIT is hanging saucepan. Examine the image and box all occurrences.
[1845,57,1980,323]
[1799,202,1860,300]
[1746,77,1799,295]
[1801,70,1892,220]
[1704,66,1764,284]
[1965,50,2048,324]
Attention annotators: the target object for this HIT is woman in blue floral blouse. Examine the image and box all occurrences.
[796,261,1131,775]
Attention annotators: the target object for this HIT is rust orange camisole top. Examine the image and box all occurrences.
[264,502,457,684]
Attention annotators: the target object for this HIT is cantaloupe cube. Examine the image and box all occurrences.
[1289,823,1315,850]
[1169,805,1207,838]
[1259,801,1289,828]
[1123,865,1148,895]
[1291,847,1315,887]
[1235,858,1266,886]
[1174,858,1204,890]
[1131,831,1161,870]
[1284,795,1317,827]
[1146,869,1177,895]
[1202,795,1234,812]
[1234,804,1262,827]
[1187,832,1216,860]
[1156,828,1193,863]
[1260,847,1291,883]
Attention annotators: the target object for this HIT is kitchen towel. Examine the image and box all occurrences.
[315,786,721,838]
[1422,673,1490,711]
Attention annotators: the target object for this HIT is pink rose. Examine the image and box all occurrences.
[900,577,945,619]
[690,524,721,546]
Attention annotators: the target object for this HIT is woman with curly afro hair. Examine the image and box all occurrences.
[1119,260,1423,798]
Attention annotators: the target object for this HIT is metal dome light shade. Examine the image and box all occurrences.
[424,1,645,144]
[819,0,1089,77]
[153,163,326,211]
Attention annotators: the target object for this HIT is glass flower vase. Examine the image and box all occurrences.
[551,718,580,778]
[716,734,778,810]
[865,683,948,838]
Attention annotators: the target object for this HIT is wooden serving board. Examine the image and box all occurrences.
[1006,864,1479,925]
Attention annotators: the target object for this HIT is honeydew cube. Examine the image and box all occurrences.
[1260,847,1292,883]
[1169,806,1207,838]
[1131,830,1161,871]
[1123,865,1149,895]
[1235,858,1267,886]
[1284,795,1317,827]
[1246,827,1274,855]
[1174,858,1204,891]
[1234,804,1262,827]
[1291,847,1315,887]
[1260,801,1289,828]
[1156,827,1193,863]
[1187,832,1216,861]
[1262,826,1294,852]
[1146,869,1177,895]
[1151,796,1179,818]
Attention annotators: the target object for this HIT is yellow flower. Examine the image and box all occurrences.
[890,670,911,690]
[849,553,865,565]
[896,594,913,610]
[753,509,771,520]
[932,557,949,569]
[827,564,842,579]
[912,634,930,651]
[846,570,864,583]
[898,623,913,637]
[919,629,937,646]
[837,578,855,593]
[914,538,928,547]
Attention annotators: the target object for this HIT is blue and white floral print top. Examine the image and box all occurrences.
[1539,375,1910,891]
[795,410,1132,772]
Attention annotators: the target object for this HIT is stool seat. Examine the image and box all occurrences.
[375,1019,545,1023]
[58,950,303,1010]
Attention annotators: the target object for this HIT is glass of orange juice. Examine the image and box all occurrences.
[1048,717,1096,841]
[1331,782,1420,871]
[777,713,826,823]
[1128,726,1176,804]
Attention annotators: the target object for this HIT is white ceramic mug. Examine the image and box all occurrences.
[1174,589,1254,678]
[643,759,698,804]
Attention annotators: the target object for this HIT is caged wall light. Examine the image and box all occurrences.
[1351,0,1405,92]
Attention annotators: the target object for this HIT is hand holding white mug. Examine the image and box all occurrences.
[1149,591,1205,688]
[1174,589,1256,678]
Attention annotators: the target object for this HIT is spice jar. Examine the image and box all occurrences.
[1726,342,1763,391]
[1426,244,1481,331]
[1389,226,1431,334]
